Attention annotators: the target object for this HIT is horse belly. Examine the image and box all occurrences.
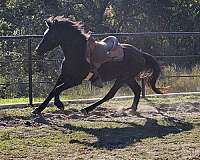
[98,62,125,81]
[98,53,145,82]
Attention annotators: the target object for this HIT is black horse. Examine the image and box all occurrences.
[32,16,163,115]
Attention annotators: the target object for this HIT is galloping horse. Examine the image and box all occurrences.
[32,16,163,115]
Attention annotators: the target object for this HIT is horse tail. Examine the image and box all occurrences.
[142,53,164,94]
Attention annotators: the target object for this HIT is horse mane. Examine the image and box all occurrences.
[46,16,90,39]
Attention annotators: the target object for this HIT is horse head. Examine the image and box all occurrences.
[35,17,63,57]
[36,16,89,59]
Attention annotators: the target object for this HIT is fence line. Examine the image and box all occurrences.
[93,32,200,37]
[1,32,200,40]
[0,32,200,106]
[1,54,200,64]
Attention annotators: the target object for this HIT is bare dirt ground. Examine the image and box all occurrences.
[0,97,200,160]
[1,101,200,126]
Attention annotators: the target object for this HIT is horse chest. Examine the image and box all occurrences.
[61,60,89,76]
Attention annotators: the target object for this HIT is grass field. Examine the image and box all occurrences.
[0,95,200,160]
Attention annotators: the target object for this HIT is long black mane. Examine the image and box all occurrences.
[47,16,88,37]
[46,16,90,60]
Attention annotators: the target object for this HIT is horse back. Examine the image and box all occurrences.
[98,44,146,82]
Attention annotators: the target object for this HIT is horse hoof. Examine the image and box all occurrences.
[131,105,137,112]
[54,101,64,110]
[80,108,88,115]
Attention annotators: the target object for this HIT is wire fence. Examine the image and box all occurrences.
[0,32,200,105]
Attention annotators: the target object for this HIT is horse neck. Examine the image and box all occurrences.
[60,36,87,62]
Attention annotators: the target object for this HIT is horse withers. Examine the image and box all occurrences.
[32,16,163,115]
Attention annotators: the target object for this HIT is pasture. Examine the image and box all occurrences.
[0,95,200,160]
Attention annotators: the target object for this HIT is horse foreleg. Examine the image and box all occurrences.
[53,74,65,110]
[54,94,64,110]
[81,79,123,114]
[126,79,141,112]
[32,78,81,114]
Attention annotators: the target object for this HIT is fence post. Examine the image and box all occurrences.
[28,38,33,106]
[141,79,145,98]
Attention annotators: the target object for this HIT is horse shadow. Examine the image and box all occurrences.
[61,112,192,150]
[32,97,193,150]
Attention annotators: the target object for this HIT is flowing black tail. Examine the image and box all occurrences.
[142,53,163,94]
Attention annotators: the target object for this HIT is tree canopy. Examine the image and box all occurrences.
[1,0,200,35]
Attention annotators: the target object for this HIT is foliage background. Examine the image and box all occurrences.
[0,0,200,100]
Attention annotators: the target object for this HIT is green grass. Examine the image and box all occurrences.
[0,96,200,159]
[0,97,29,104]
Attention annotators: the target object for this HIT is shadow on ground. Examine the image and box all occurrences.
[40,103,193,150]
[62,114,192,150]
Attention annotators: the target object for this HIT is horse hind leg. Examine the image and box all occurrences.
[81,79,123,114]
[126,78,141,112]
